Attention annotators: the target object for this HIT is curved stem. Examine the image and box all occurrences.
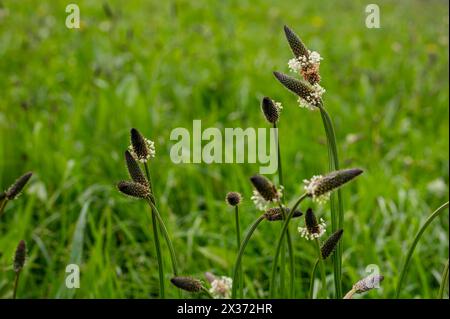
[148,201,179,276]
[269,193,308,297]
[319,106,343,298]
[309,259,319,299]
[343,288,356,299]
[150,207,165,298]
[12,271,21,299]
[231,215,265,298]
[438,259,449,299]
[314,238,327,299]
[201,286,214,299]
[235,206,243,298]
[0,199,8,218]
[395,201,449,298]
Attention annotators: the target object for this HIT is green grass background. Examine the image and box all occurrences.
[0,0,448,298]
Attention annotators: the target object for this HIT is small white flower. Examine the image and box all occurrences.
[128,138,156,163]
[209,276,233,299]
[251,186,283,211]
[274,101,283,112]
[298,218,327,240]
[288,50,323,74]
[303,175,330,204]
[297,83,325,111]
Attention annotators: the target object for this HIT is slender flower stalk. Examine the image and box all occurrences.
[269,193,308,297]
[226,192,243,298]
[231,214,266,298]
[13,240,26,299]
[396,201,449,298]
[314,238,327,299]
[438,259,449,299]
[309,259,320,299]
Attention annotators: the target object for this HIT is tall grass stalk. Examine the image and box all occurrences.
[231,214,266,298]
[12,272,21,299]
[269,193,308,297]
[319,105,343,298]
[395,201,449,298]
[438,259,449,299]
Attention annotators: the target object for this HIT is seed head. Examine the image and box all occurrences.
[170,276,203,293]
[304,169,363,203]
[273,72,324,110]
[264,207,303,221]
[13,240,26,273]
[124,150,148,186]
[261,97,280,124]
[283,25,309,58]
[226,192,242,206]
[299,208,327,240]
[321,229,343,259]
[5,172,33,200]
[129,128,155,163]
[250,175,278,202]
[353,274,384,293]
[117,181,150,199]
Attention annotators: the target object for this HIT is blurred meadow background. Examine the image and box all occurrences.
[0,0,448,298]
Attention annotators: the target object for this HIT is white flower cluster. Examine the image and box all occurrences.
[251,186,283,211]
[209,276,233,299]
[303,175,330,204]
[298,218,327,240]
[274,101,283,112]
[288,50,323,73]
[128,138,156,163]
[298,83,325,111]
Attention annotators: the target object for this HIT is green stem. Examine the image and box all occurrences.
[150,206,165,298]
[235,206,243,298]
[395,201,449,298]
[269,193,308,298]
[319,105,343,298]
[314,238,327,299]
[201,286,214,299]
[309,259,319,299]
[148,201,179,276]
[12,271,21,299]
[231,215,265,298]
[274,123,295,298]
[0,199,8,218]
[438,259,449,299]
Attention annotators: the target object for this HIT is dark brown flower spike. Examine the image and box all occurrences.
[129,128,155,163]
[261,97,280,124]
[321,229,344,259]
[125,150,148,186]
[273,72,323,108]
[264,207,303,221]
[117,181,150,199]
[305,208,320,234]
[284,25,309,59]
[250,175,278,202]
[13,240,26,273]
[308,168,363,198]
[226,192,242,206]
[5,172,33,200]
[170,276,203,293]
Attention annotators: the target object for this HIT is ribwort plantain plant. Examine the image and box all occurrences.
[275,25,347,298]
[117,128,179,298]
[226,192,243,298]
